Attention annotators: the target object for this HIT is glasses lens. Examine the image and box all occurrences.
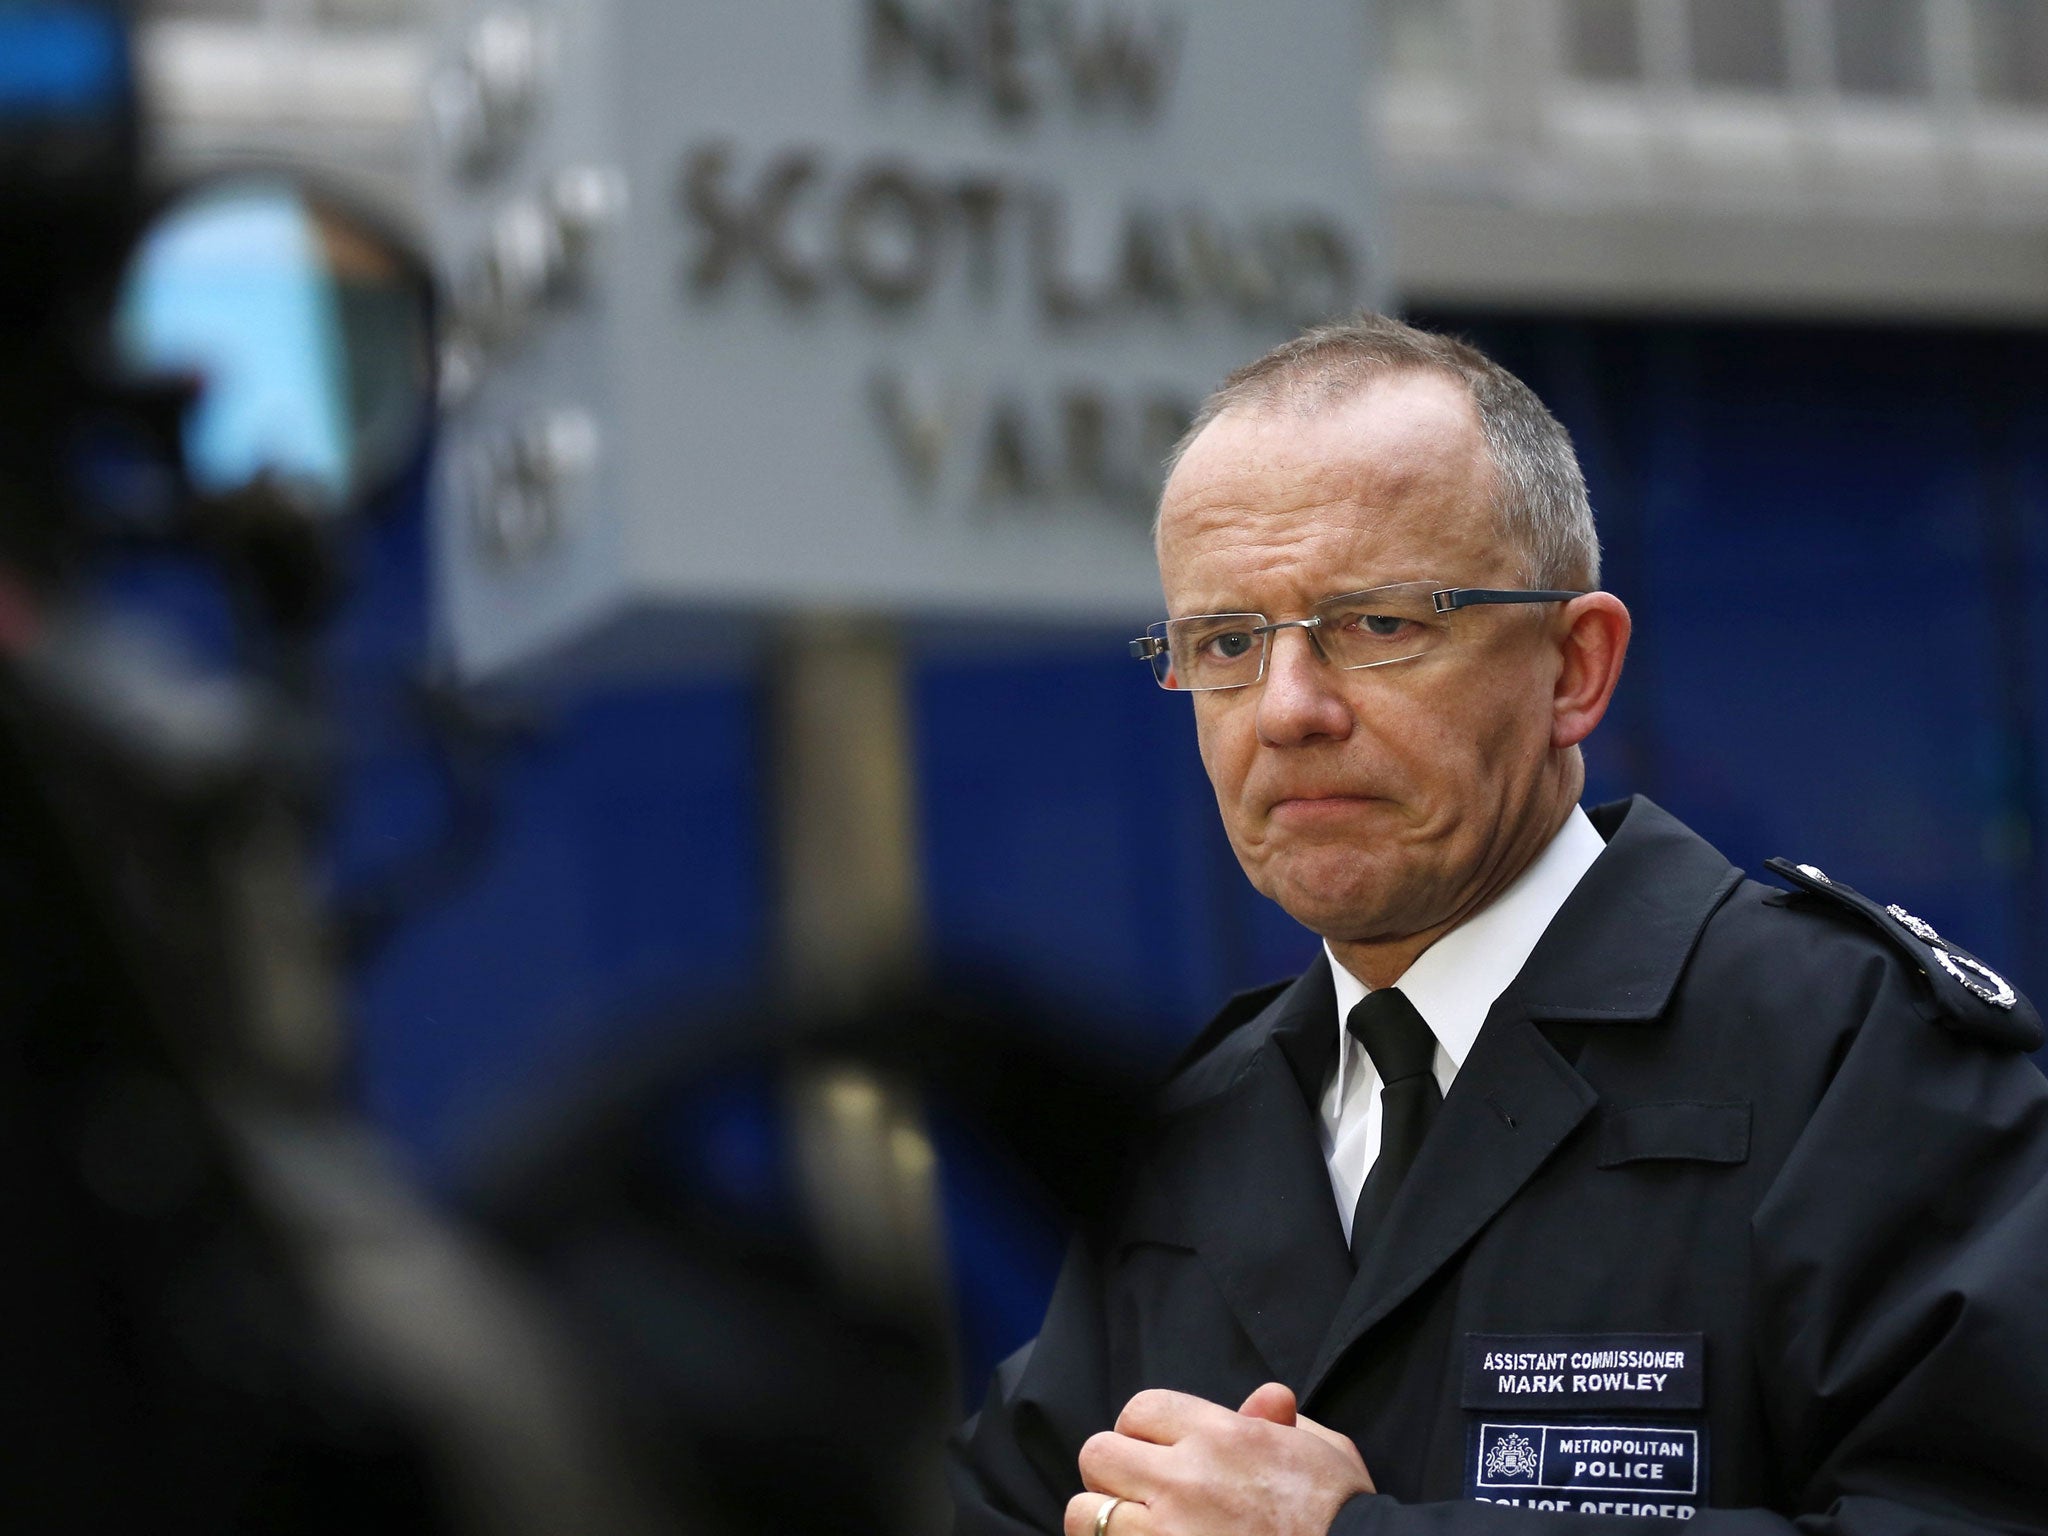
[1314,582,1451,670]
[1160,614,1266,690]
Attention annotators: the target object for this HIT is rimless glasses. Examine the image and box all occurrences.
[1128,581,1585,692]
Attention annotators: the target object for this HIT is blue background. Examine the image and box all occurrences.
[321,312,2048,1398]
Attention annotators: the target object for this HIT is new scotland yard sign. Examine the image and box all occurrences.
[429,0,1383,680]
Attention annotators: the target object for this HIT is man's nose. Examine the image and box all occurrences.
[1256,625,1353,746]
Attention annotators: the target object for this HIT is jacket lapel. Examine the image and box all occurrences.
[1301,1011,1596,1400]
[1300,796,1745,1401]
[1125,959,1354,1388]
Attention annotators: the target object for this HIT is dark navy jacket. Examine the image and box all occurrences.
[950,796,2048,1536]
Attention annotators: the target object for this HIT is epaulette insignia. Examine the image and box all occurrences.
[1765,858,2041,1051]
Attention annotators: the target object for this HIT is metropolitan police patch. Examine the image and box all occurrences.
[1466,1422,1706,1519]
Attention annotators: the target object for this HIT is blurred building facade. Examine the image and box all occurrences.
[1383,0,2048,317]
[138,0,2048,1391]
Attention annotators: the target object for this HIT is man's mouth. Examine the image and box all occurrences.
[1267,794,1383,826]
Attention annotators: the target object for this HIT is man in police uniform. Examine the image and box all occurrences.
[947,314,2048,1536]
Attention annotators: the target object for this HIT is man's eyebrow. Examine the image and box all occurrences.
[1172,578,1429,616]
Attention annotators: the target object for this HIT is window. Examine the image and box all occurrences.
[1565,0,1644,81]
[1973,0,2048,105]
[1688,0,1791,88]
[1833,0,1929,96]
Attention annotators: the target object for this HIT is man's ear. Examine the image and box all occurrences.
[1552,592,1631,750]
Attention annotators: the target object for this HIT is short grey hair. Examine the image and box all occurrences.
[1165,312,1601,590]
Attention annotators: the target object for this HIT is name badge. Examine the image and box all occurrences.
[1463,1332,1705,1411]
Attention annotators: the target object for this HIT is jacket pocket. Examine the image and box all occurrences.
[1596,1101,1751,1168]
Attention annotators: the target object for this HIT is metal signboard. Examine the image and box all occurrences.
[424,0,1384,680]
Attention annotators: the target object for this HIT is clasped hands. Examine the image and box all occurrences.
[1062,1382,1376,1536]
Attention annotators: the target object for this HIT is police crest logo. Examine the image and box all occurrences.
[1483,1431,1540,1482]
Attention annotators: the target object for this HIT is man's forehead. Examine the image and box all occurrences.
[1156,371,1498,602]
[1170,368,1487,489]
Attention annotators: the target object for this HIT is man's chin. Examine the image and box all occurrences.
[1254,860,1433,944]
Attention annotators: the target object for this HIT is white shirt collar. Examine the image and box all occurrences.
[1326,803,1607,1076]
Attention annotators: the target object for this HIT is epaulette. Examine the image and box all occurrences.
[1167,976,1294,1076]
[1765,857,2042,1051]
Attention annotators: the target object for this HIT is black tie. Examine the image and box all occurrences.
[1346,987,1443,1266]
